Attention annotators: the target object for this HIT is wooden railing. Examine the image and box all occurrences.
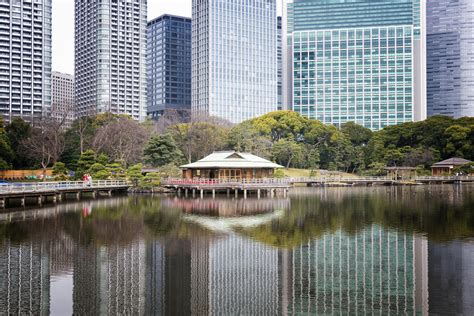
[162,175,474,186]
[0,180,130,194]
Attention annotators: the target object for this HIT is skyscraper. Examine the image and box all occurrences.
[277,16,283,110]
[147,14,191,119]
[286,0,427,130]
[75,0,147,121]
[51,71,74,127]
[426,0,474,118]
[192,0,277,124]
[0,0,52,123]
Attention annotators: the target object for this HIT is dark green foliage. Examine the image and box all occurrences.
[144,133,185,167]
[127,163,143,187]
[52,162,69,180]
[0,117,13,170]
[4,118,30,168]
[75,150,97,179]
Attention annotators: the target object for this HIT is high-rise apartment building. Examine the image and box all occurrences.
[426,0,474,118]
[192,0,277,124]
[286,0,427,130]
[51,71,74,127]
[147,14,191,119]
[0,0,52,123]
[277,16,283,110]
[75,0,147,121]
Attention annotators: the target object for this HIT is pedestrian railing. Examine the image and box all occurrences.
[162,175,474,187]
[161,177,391,186]
[415,176,473,181]
[0,180,130,194]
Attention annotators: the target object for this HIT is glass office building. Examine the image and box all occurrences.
[147,15,191,119]
[287,0,427,130]
[75,0,147,121]
[0,0,52,123]
[426,0,474,118]
[192,0,277,124]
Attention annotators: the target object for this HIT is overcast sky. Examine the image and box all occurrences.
[52,0,192,74]
[52,0,283,75]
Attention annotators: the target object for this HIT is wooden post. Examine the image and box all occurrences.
[227,189,230,197]
[244,189,247,199]
[108,190,112,197]
[0,198,5,209]
[192,189,196,198]
[185,188,188,197]
[212,189,215,199]
[52,195,57,203]
[200,189,204,199]
[257,189,261,199]
[76,192,80,200]
[57,193,62,202]
[38,196,42,206]
[283,188,287,198]
[20,197,25,207]
[177,188,181,197]
[235,189,238,198]
[92,191,97,199]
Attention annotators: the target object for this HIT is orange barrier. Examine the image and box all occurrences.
[0,169,53,180]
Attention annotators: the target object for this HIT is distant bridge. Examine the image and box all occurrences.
[0,180,130,209]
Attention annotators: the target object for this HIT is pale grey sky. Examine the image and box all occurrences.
[52,0,282,74]
[52,0,192,74]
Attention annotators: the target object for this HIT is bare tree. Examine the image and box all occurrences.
[92,117,150,165]
[153,108,191,134]
[22,118,66,180]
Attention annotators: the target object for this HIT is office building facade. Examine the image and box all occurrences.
[51,71,74,127]
[75,0,147,121]
[0,0,52,123]
[192,0,277,124]
[277,16,283,110]
[287,0,427,130]
[426,0,474,118]
[147,14,191,119]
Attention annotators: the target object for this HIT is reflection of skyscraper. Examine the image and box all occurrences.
[428,241,474,314]
[0,242,50,314]
[284,227,428,314]
[209,234,280,314]
[145,241,165,315]
[73,240,146,314]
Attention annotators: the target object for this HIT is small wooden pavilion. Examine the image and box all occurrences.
[431,157,472,176]
[180,151,283,180]
[384,166,417,180]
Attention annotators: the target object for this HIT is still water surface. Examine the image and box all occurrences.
[0,185,473,315]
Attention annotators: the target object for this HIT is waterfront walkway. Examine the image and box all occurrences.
[0,180,130,209]
[162,175,474,198]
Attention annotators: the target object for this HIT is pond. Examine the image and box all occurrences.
[0,185,473,315]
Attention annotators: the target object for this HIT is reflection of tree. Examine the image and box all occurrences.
[238,186,474,248]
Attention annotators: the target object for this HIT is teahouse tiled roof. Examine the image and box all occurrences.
[432,157,472,167]
[180,151,283,169]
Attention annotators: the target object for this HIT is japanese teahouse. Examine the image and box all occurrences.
[431,157,473,176]
[180,151,283,180]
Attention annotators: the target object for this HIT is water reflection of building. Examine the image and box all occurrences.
[0,242,50,314]
[73,240,146,315]
[428,241,474,314]
[281,228,428,314]
[162,197,290,217]
[144,234,279,315]
[50,231,75,275]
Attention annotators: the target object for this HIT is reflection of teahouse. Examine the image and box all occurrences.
[431,157,473,176]
[180,151,283,180]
